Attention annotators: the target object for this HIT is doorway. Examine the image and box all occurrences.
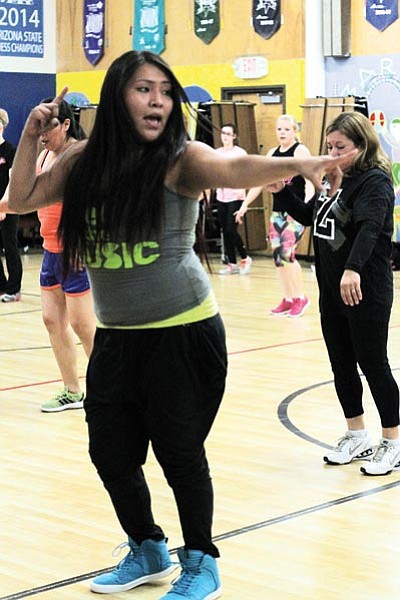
[221,86,286,253]
[221,85,286,155]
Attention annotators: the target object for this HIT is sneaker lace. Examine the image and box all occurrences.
[112,541,130,558]
[111,542,140,573]
[170,563,201,595]
[53,387,82,403]
[372,441,390,463]
[49,388,68,403]
[275,299,289,311]
[334,434,352,451]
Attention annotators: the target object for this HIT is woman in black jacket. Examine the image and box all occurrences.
[269,111,400,476]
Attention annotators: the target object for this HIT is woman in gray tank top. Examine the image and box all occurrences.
[8,51,356,600]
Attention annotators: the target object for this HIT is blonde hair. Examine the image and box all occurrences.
[277,114,299,132]
[0,108,9,128]
[276,114,300,142]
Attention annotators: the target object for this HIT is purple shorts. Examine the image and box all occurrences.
[40,250,90,296]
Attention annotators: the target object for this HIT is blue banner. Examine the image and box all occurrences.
[366,0,398,31]
[0,0,43,59]
[133,0,165,54]
[83,0,105,65]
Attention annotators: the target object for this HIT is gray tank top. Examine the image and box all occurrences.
[85,187,211,327]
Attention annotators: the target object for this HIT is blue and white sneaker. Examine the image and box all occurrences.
[90,538,176,593]
[159,548,222,600]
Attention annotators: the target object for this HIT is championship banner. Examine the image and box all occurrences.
[83,0,105,65]
[0,0,44,59]
[194,0,220,44]
[365,0,398,31]
[133,0,165,54]
[252,0,281,40]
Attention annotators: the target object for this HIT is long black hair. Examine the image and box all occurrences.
[40,97,85,140]
[59,50,190,270]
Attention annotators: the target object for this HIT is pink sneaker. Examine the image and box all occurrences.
[219,263,239,275]
[270,298,293,316]
[288,296,310,318]
[239,256,252,275]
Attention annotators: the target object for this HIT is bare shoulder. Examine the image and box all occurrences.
[182,140,217,162]
[169,141,220,197]
[169,140,216,175]
[294,143,311,157]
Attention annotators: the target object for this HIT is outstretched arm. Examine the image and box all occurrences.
[235,186,263,224]
[272,185,315,226]
[177,141,357,201]
[0,197,7,220]
[8,88,84,214]
[0,196,16,216]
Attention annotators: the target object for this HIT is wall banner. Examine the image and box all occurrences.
[194,0,220,44]
[365,0,398,31]
[252,0,281,40]
[83,0,105,65]
[0,0,44,59]
[133,0,165,54]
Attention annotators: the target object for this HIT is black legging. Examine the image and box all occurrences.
[0,214,23,295]
[321,313,399,428]
[216,200,247,264]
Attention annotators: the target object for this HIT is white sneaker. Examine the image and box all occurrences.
[1,292,21,303]
[219,263,239,275]
[239,256,252,275]
[360,439,400,476]
[323,431,374,465]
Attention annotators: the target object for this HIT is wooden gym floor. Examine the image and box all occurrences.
[1,252,400,600]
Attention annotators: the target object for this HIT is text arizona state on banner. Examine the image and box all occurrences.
[252,0,281,40]
[194,0,220,44]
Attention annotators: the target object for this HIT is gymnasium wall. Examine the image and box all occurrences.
[56,0,306,122]
[56,1,400,129]
[4,0,400,151]
[323,2,400,241]
[0,0,56,146]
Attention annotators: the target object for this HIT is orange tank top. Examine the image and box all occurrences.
[36,150,63,253]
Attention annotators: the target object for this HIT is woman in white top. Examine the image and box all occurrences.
[215,123,252,275]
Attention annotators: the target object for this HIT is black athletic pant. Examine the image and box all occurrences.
[0,214,23,295]
[217,200,247,264]
[321,313,399,428]
[84,314,227,558]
